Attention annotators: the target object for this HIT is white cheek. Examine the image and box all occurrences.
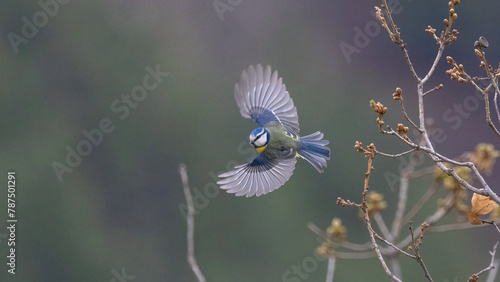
[255,134,268,147]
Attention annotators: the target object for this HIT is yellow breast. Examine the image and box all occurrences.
[256,144,267,153]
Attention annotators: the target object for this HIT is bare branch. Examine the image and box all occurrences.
[486,260,499,282]
[339,143,402,280]
[373,213,392,240]
[311,218,416,258]
[481,220,500,234]
[422,84,443,97]
[375,148,416,158]
[398,93,422,132]
[421,44,444,85]
[308,223,328,239]
[409,166,436,179]
[481,84,500,138]
[359,144,402,281]
[308,222,374,252]
[332,2,500,280]
[366,209,401,281]
[447,44,500,138]
[334,251,377,260]
[429,222,486,233]
[375,1,420,82]
[477,45,500,138]
[375,233,416,259]
[421,0,458,84]
[389,257,402,280]
[326,257,336,282]
[383,125,500,205]
[402,180,440,224]
[179,164,207,282]
[397,194,455,249]
[494,92,500,125]
[391,148,420,240]
[408,222,433,282]
[470,242,499,281]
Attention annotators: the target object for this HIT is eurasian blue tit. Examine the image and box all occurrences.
[218,65,331,197]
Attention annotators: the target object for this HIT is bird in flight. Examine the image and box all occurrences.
[218,65,330,197]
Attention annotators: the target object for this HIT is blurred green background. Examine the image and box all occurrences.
[1,0,500,281]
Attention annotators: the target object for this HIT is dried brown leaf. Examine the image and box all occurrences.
[467,193,498,225]
[471,193,497,215]
[466,210,482,225]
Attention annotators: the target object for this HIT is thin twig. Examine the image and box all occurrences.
[471,242,499,281]
[449,47,500,136]
[375,148,416,158]
[361,145,402,282]
[478,48,500,138]
[375,233,416,259]
[374,213,392,240]
[310,224,416,258]
[463,70,500,137]
[389,257,402,280]
[481,220,500,234]
[334,251,377,259]
[429,222,486,233]
[406,0,500,212]
[468,78,490,94]
[339,241,373,252]
[402,180,440,224]
[486,259,499,282]
[422,85,442,97]
[481,86,500,138]
[420,0,458,85]
[409,223,433,282]
[366,207,401,281]
[384,125,500,205]
[409,166,436,179]
[376,0,420,82]
[397,194,455,249]
[398,94,421,132]
[308,223,374,252]
[339,2,499,281]
[494,92,500,125]
[308,223,329,241]
[341,143,402,280]
[179,164,207,282]
[326,257,336,282]
[421,44,444,85]
[391,148,419,240]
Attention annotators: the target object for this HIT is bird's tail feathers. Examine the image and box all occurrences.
[297,132,330,173]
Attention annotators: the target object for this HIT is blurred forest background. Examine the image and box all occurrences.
[1,0,500,281]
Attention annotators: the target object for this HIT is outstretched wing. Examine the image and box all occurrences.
[217,154,297,197]
[235,64,300,134]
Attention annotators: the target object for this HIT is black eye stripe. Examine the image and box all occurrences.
[251,130,268,145]
[255,131,268,140]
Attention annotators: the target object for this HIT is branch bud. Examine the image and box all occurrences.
[393,87,402,100]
